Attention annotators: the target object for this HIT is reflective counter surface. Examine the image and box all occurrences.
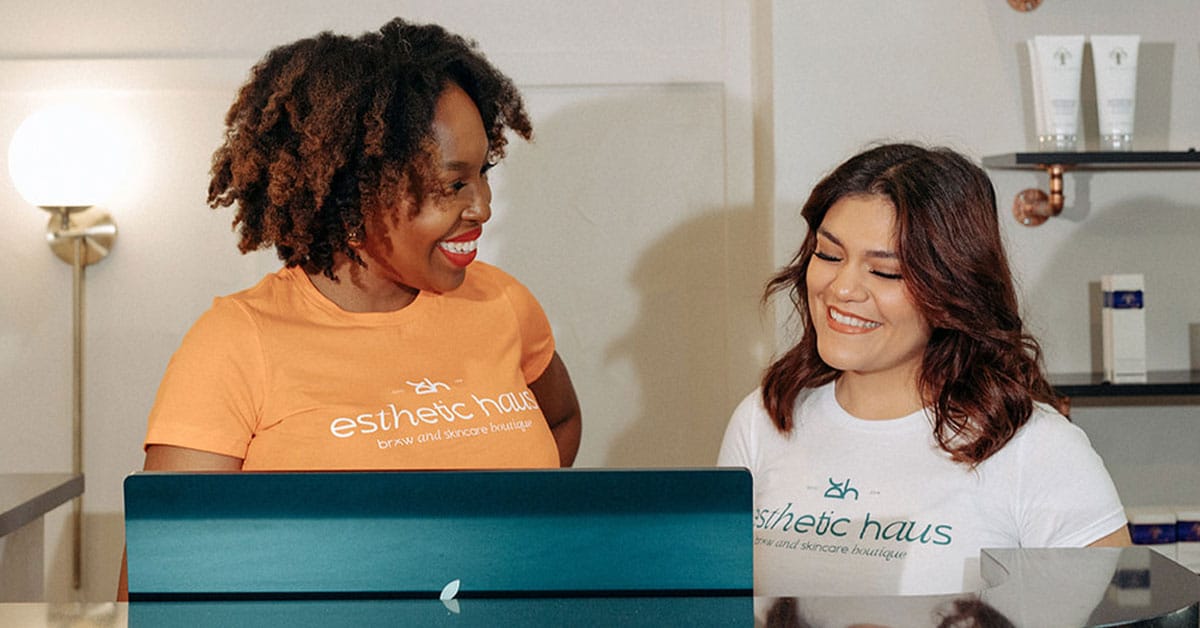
[4,548,1197,627]
[758,547,1199,627]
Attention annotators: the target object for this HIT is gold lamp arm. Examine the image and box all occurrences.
[43,206,118,591]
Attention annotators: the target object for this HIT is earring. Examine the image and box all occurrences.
[347,224,364,247]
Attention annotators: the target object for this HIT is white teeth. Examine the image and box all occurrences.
[830,309,881,329]
[438,239,478,254]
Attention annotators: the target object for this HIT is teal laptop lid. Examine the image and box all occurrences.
[123,468,751,601]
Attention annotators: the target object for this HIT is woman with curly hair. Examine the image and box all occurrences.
[719,143,1127,599]
[139,18,581,474]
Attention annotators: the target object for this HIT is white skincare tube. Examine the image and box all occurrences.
[1026,40,1048,146]
[1032,35,1085,151]
[1091,35,1140,151]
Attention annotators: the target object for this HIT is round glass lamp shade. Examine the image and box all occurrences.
[8,104,126,208]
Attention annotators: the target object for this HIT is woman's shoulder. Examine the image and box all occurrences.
[462,261,527,293]
[459,262,544,308]
[211,266,299,308]
[729,385,826,429]
[188,268,303,334]
[1015,403,1088,442]
[731,388,768,420]
[991,402,1098,467]
[725,390,772,447]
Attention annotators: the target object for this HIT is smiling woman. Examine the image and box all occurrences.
[118,16,581,599]
[719,143,1129,601]
[146,15,582,472]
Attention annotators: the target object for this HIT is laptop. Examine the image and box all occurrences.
[123,468,752,602]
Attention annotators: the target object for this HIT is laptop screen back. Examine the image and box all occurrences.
[124,468,751,600]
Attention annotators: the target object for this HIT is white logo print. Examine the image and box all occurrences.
[440,578,461,614]
[409,378,451,395]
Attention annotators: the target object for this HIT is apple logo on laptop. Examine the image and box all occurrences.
[440,579,461,614]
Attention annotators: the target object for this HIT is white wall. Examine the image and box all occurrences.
[0,1,770,600]
[770,0,1200,509]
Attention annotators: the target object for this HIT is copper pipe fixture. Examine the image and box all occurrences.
[1007,0,1043,11]
[1012,164,1066,226]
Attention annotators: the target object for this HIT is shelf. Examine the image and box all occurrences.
[1049,370,1200,398]
[981,150,1200,226]
[983,150,1200,171]
[0,473,83,537]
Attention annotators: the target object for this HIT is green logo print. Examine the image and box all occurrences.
[824,478,859,501]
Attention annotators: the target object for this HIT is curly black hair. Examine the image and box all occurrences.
[208,18,532,278]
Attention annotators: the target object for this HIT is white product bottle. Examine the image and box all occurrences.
[1101,274,1147,383]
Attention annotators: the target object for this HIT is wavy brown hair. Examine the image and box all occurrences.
[208,18,532,278]
[762,143,1065,466]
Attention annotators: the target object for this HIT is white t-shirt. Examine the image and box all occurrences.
[718,382,1126,597]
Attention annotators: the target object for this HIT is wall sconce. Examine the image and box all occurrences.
[7,103,124,590]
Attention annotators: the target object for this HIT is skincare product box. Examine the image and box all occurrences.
[1177,506,1200,574]
[1126,507,1176,560]
[1101,273,1146,383]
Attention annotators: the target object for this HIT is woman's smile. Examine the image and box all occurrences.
[826,306,882,332]
[438,226,482,268]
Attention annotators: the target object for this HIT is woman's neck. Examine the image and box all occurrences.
[833,369,925,420]
[305,260,418,313]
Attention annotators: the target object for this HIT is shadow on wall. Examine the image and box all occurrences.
[602,207,769,467]
[487,85,772,468]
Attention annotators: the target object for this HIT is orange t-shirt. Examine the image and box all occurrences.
[145,262,560,470]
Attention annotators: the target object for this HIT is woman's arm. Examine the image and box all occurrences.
[1087,526,1132,547]
[116,445,244,601]
[143,445,246,472]
[528,352,582,467]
